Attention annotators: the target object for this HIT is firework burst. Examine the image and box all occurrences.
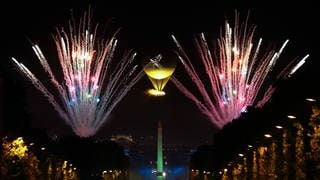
[11,10,144,137]
[171,12,309,128]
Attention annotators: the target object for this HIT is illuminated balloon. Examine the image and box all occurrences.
[143,54,176,96]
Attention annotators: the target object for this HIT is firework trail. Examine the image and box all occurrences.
[171,12,309,128]
[11,10,144,137]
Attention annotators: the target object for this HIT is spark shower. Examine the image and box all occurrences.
[171,12,309,128]
[11,11,144,137]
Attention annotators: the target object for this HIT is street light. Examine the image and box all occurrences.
[287,115,296,119]
[306,98,316,102]
[264,134,272,138]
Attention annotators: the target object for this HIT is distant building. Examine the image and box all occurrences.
[110,134,134,149]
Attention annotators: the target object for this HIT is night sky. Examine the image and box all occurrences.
[1,1,319,146]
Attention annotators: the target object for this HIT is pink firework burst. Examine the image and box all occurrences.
[171,12,309,128]
[11,10,144,137]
